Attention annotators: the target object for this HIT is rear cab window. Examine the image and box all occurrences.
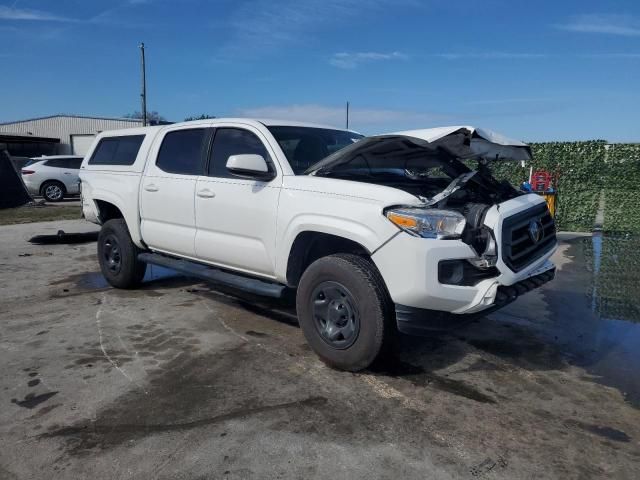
[88,135,145,166]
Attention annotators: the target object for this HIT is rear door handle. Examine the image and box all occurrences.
[144,184,159,192]
[197,189,216,198]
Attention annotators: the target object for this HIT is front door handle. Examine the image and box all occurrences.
[197,189,216,198]
[144,184,159,192]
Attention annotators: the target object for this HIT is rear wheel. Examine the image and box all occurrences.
[98,219,146,289]
[41,181,65,202]
[296,253,394,371]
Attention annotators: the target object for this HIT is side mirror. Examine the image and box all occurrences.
[226,154,275,180]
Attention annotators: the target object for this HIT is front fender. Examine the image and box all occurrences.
[275,212,398,282]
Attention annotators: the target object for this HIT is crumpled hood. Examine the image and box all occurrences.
[390,126,531,162]
[306,125,531,175]
[390,125,527,147]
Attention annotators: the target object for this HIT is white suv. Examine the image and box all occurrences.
[21,155,83,201]
[80,119,557,371]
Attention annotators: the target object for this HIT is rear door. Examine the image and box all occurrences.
[60,157,82,193]
[194,125,282,278]
[140,126,211,257]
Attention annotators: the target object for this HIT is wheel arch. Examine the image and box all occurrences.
[39,179,66,195]
[285,231,371,287]
[94,199,124,222]
[91,193,144,248]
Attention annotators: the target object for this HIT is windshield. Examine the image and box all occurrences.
[267,126,363,174]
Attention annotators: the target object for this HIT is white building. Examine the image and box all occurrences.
[0,114,144,157]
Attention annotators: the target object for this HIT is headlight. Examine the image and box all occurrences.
[385,207,466,239]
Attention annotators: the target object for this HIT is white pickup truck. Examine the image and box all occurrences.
[80,119,557,371]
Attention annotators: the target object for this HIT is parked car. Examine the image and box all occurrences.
[21,155,83,201]
[80,119,557,371]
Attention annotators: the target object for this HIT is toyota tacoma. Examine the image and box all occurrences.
[80,119,556,371]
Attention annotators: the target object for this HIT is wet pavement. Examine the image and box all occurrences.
[526,233,640,407]
[1,220,639,479]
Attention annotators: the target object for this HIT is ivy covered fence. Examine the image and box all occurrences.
[488,141,640,233]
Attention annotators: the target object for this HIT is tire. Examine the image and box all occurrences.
[296,253,395,372]
[41,181,66,202]
[97,219,147,289]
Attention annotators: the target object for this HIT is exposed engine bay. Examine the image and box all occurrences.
[306,128,532,258]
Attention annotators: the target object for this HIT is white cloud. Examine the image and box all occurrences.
[465,97,555,106]
[329,51,408,69]
[581,53,640,59]
[236,104,445,131]
[432,51,640,61]
[0,6,73,22]
[556,14,640,36]
[434,52,548,60]
[222,0,421,54]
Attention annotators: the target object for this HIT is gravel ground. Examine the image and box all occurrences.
[1,220,639,479]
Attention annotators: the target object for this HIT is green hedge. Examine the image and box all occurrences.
[602,144,640,233]
[487,141,640,233]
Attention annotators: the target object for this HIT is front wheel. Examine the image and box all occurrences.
[97,219,147,289]
[41,181,65,202]
[296,254,394,372]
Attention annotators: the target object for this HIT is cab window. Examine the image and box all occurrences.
[208,128,272,178]
[156,129,208,175]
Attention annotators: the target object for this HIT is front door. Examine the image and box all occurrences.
[140,126,210,257]
[194,126,282,278]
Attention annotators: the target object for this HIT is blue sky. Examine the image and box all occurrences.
[1,0,640,141]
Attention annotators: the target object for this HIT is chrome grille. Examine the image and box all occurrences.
[502,203,556,272]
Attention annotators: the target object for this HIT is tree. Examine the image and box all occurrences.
[124,111,167,125]
[184,114,216,121]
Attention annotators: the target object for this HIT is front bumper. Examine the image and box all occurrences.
[394,267,555,335]
[371,231,556,316]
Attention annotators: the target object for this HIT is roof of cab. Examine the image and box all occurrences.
[96,118,358,137]
[97,125,164,137]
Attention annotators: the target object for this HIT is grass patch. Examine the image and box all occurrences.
[0,205,82,225]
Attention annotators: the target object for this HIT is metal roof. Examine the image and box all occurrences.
[0,114,143,126]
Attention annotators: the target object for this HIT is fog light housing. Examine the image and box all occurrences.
[438,260,500,286]
[438,260,465,285]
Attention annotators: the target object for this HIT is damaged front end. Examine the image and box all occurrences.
[306,126,532,266]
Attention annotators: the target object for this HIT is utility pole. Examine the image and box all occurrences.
[139,42,147,127]
[345,101,350,130]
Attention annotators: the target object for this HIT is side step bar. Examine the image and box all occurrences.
[138,252,287,298]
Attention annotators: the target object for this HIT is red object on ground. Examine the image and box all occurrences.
[531,170,552,192]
